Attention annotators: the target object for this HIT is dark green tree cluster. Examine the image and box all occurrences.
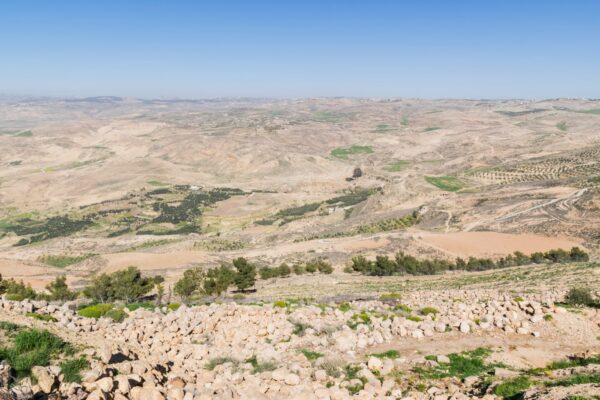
[259,259,333,279]
[174,257,258,303]
[565,287,598,307]
[0,274,37,301]
[84,266,163,303]
[259,263,291,280]
[45,276,77,301]
[12,215,93,246]
[350,247,589,276]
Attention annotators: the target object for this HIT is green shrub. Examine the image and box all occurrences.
[547,354,600,370]
[26,313,57,322]
[371,350,399,359]
[0,278,38,300]
[60,356,89,383]
[0,328,73,377]
[292,322,309,336]
[273,300,288,308]
[105,308,127,322]
[379,293,401,301]
[494,376,533,398]
[78,304,113,318]
[0,321,21,331]
[394,304,412,313]
[338,303,351,312]
[565,287,595,306]
[305,259,333,274]
[300,349,323,361]
[167,303,181,311]
[45,275,77,301]
[416,348,495,379]
[245,355,277,373]
[83,267,162,303]
[547,373,600,387]
[125,302,155,311]
[543,314,553,321]
[406,315,423,322]
[419,307,439,316]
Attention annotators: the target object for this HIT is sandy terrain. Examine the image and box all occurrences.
[414,231,583,258]
[0,97,598,289]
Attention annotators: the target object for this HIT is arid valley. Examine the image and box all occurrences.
[0,97,599,399]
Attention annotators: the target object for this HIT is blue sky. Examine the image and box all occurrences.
[1,1,599,99]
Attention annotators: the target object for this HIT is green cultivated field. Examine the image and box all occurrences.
[331,145,373,159]
[425,176,465,192]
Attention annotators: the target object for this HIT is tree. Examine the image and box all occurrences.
[565,287,595,306]
[259,266,276,280]
[530,252,546,264]
[278,263,291,277]
[371,256,395,276]
[111,267,157,303]
[83,267,161,303]
[292,264,305,275]
[46,275,76,301]
[351,256,372,274]
[174,268,203,303]
[569,247,589,262]
[305,261,317,273]
[316,260,333,274]
[203,264,235,296]
[156,283,165,306]
[84,273,113,303]
[352,167,363,179]
[232,257,256,292]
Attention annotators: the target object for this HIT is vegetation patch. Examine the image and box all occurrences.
[349,247,588,277]
[331,145,374,159]
[373,124,397,133]
[60,356,89,383]
[414,347,496,379]
[385,160,409,172]
[38,254,95,268]
[494,376,533,398]
[370,350,399,359]
[245,355,277,373]
[556,121,568,131]
[194,238,245,251]
[496,109,548,117]
[425,176,465,192]
[206,356,238,371]
[547,354,600,370]
[300,349,323,361]
[147,180,169,187]
[303,213,418,241]
[122,239,178,252]
[78,304,114,319]
[419,307,439,316]
[0,328,74,378]
[547,373,600,387]
[26,312,57,322]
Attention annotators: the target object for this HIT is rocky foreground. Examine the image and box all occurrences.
[0,289,599,399]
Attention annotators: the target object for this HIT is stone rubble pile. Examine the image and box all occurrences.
[0,291,570,399]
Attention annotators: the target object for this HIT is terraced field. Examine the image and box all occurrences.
[466,145,600,186]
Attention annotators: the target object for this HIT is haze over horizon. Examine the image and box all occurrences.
[1,0,599,99]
